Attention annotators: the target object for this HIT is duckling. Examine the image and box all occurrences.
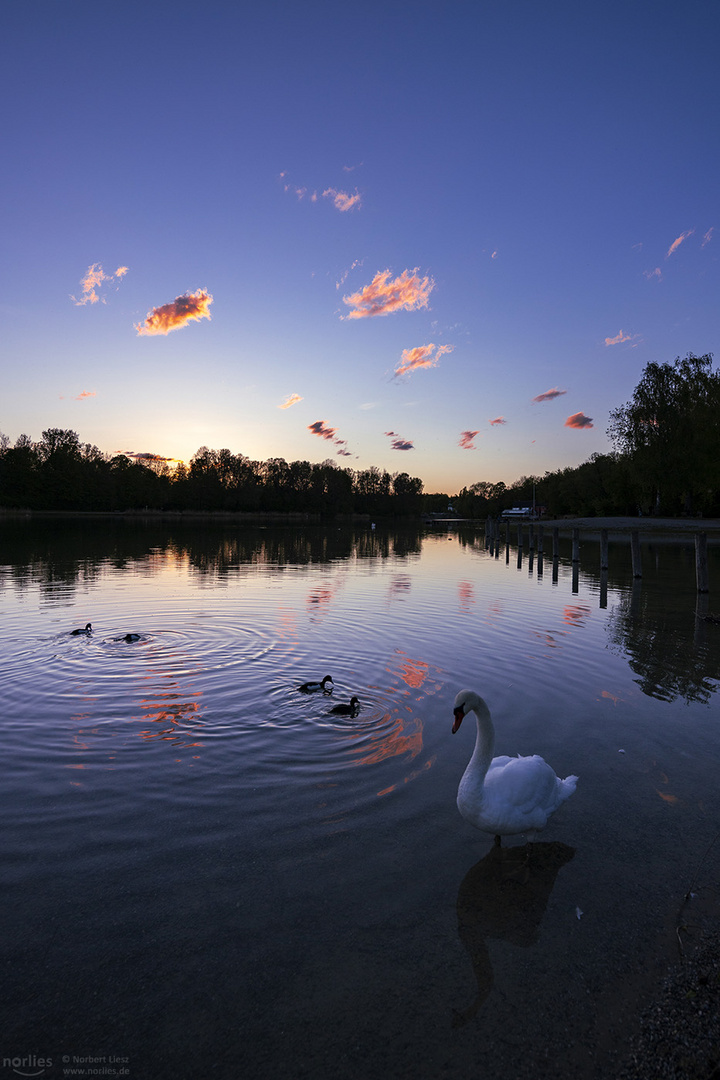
[330,696,360,716]
[70,623,93,636]
[298,675,333,694]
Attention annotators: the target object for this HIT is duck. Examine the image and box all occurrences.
[330,696,360,716]
[452,689,577,845]
[121,633,141,643]
[70,623,93,636]
[298,675,333,693]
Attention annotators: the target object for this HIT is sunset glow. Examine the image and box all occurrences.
[2,4,717,494]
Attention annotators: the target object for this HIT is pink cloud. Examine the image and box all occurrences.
[394,342,454,377]
[532,387,567,403]
[488,417,506,426]
[135,289,213,336]
[279,393,303,409]
[702,227,714,247]
[308,420,351,456]
[72,263,128,305]
[75,390,96,401]
[342,268,434,320]
[458,430,479,449]
[604,329,641,346]
[385,431,414,451]
[323,187,362,212]
[565,412,594,429]
[666,230,694,258]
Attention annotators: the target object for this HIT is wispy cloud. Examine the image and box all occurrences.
[308,420,351,456]
[643,267,662,281]
[280,171,361,211]
[336,258,364,290]
[666,230,694,258]
[323,187,362,212]
[385,431,414,451]
[565,412,594,429]
[72,263,128,306]
[123,451,179,463]
[394,342,453,378]
[532,387,567,403]
[75,390,96,401]
[279,393,303,409]
[135,289,213,336]
[702,227,714,247]
[458,430,480,449]
[489,417,506,426]
[604,329,641,346]
[342,162,363,172]
[342,269,434,320]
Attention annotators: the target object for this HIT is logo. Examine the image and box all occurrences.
[2,1057,52,1078]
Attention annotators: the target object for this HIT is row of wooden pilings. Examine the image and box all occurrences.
[483,519,711,593]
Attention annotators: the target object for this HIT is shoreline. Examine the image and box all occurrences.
[539,516,720,533]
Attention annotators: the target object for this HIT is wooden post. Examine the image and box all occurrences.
[537,525,544,555]
[599,569,608,610]
[528,523,534,550]
[631,531,642,578]
[552,527,559,558]
[517,523,523,547]
[600,529,609,571]
[572,528,580,563]
[695,532,709,593]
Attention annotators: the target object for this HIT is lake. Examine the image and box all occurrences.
[2,517,719,1080]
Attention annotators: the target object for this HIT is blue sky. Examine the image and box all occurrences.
[1,0,718,493]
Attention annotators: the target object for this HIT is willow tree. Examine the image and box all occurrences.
[607,353,720,514]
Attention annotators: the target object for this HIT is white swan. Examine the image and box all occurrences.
[452,689,577,843]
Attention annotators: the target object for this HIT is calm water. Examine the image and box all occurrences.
[2,519,719,1080]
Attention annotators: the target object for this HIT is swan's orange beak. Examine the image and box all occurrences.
[452,707,464,734]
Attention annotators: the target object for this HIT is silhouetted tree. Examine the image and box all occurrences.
[608,352,720,514]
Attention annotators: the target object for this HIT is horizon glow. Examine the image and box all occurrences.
[1,3,718,494]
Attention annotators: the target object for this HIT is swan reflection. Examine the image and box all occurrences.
[453,841,575,1026]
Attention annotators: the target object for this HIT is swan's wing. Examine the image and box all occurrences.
[484,755,567,830]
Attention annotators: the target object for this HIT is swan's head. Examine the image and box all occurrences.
[452,689,483,733]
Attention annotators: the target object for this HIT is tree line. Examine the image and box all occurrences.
[2,353,718,519]
[0,431,424,516]
[452,352,720,520]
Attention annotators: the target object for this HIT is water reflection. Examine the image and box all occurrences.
[606,590,719,704]
[453,841,576,1026]
[0,517,426,592]
[3,518,719,706]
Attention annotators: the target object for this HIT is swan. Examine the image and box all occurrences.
[71,623,93,636]
[298,675,333,693]
[330,696,360,716]
[452,689,577,844]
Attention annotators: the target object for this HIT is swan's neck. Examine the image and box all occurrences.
[468,703,495,782]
